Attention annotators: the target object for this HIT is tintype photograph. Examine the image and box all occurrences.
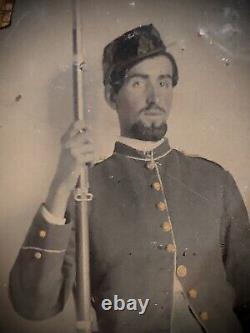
[1,0,250,333]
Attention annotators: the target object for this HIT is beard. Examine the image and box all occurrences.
[129,120,167,141]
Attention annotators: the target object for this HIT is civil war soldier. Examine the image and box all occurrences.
[9,24,250,333]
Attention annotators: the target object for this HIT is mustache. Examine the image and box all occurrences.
[139,103,166,114]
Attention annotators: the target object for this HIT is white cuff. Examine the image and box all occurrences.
[41,204,66,225]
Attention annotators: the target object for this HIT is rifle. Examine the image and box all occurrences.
[72,0,93,332]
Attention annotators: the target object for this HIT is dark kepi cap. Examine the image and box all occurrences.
[103,24,177,87]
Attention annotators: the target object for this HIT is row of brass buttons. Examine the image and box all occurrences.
[177,264,208,321]
[150,163,207,323]
[152,178,172,257]
[176,263,207,320]
[152,176,175,256]
[151,179,187,281]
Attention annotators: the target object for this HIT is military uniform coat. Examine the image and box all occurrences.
[9,139,250,333]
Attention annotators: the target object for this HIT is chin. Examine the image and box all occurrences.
[130,121,167,141]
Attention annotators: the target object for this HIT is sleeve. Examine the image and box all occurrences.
[222,171,250,332]
[8,204,76,320]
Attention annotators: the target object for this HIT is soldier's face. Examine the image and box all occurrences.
[114,55,173,141]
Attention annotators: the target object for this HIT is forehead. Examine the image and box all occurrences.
[127,55,173,77]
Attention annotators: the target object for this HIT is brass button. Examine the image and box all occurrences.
[39,230,47,238]
[34,252,42,260]
[152,182,161,191]
[165,243,176,253]
[146,161,155,170]
[200,311,208,321]
[156,201,166,211]
[188,288,198,299]
[162,221,172,232]
[176,265,187,278]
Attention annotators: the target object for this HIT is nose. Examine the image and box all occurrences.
[146,82,159,105]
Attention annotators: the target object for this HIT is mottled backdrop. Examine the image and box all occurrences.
[0,0,250,332]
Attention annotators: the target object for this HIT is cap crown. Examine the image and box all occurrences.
[103,24,167,84]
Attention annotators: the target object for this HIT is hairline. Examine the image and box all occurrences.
[108,52,178,94]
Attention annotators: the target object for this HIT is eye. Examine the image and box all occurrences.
[132,80,142,88]
[159,80,170,88]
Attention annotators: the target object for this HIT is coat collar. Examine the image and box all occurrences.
[114,137,172,161]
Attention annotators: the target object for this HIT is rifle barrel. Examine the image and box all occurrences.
[72,0,92,332]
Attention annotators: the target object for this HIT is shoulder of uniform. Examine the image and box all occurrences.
[189,154,225,170]
[173,149,226,172]
[89,154,117,178]
[92,154,113,167]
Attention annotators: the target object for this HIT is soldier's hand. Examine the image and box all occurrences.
[53,120,95,193]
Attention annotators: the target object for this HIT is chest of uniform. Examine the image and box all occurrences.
[90,159,222,267]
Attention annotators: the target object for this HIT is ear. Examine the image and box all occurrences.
[105,84,117,110]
